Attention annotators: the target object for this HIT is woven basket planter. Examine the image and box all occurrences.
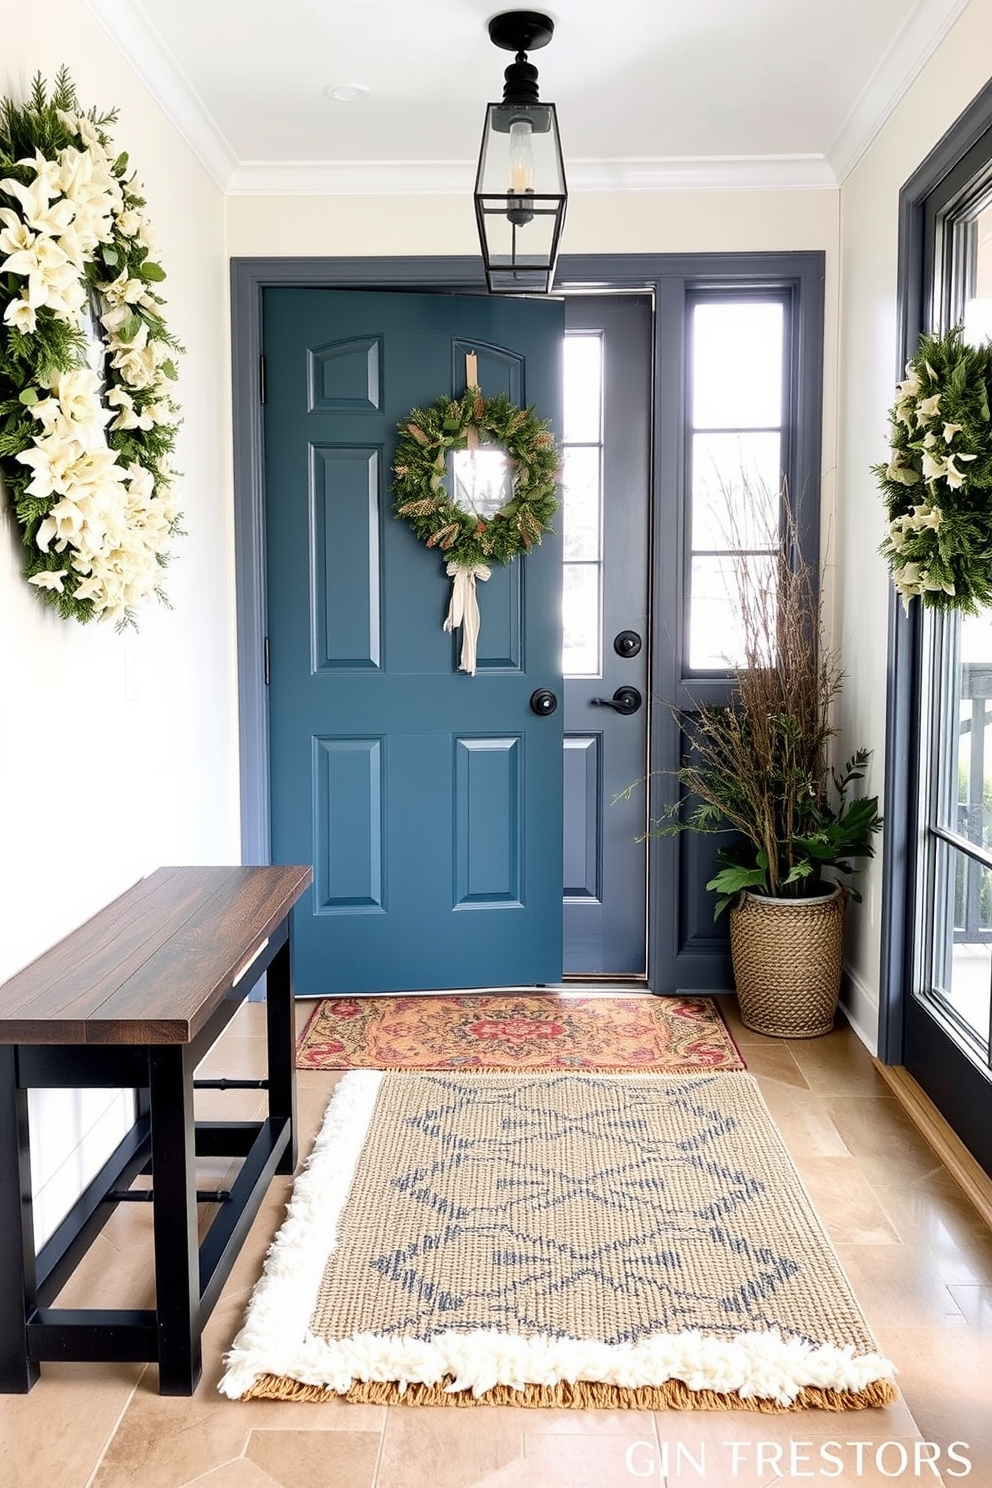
[728,886,847,1038]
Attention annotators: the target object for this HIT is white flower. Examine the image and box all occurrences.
[910,504,942,530]
[942,421,963,443]
[56,110,106,156]
[28,569,68,591]
[99,268,147,306]
[3,95,182,623]
[916,393,942,424]
[136,212,156,254]
[944,452,978,489]
[921,449,949,482]
[2,233,83,321]
[111,327,164,391]
[47,366,104,420]
[55,223,88,271]
[3,293,37,333]
[0,212,35,257]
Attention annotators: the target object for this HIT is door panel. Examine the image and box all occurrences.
[562,297,651,975]
[263,288,564,995]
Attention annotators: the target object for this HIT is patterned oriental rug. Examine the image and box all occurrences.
[296,993,745,1073]
[220,1071,896,1411]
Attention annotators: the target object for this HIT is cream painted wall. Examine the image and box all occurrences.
[0,5,235,1233]
[836,0,992,1048]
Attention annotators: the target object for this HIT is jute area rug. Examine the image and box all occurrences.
[296,993,745,1073]
[221,1071,896,1412]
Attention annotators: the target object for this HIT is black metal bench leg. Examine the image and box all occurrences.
[266,934,298,1175]
[149,1044,200,1394]
[0,1047,40,1391]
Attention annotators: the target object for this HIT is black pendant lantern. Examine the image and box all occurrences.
[474,10,567,295]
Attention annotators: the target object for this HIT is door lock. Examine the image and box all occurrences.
[590,686,642,715]
[530,688,559,716]
[613,629,642,658]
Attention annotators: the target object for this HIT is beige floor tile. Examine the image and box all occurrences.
[874,1324,992,1483]
[519,1431,667,1488]
[374,1407,523,1488]
[13,1005,992,1488]
[834,1244,969,1329]
[788,1156,902,1244]
[945,1283,992,1329]
[786,1029,891,1094]
[196,1038,271,1082]
[247,1427,380,1487]
[738,1043,810,1088]
[870,1179,992,1282]
[748,1081,850,1157]
[185,1460,281,1487]
[0,1363,143,1488]
[823,1097,947,1185]
[520,1408,659,1438]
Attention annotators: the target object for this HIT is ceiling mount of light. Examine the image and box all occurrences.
[473,10,567,295]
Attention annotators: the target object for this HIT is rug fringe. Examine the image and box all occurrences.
[241,1372,897,1412]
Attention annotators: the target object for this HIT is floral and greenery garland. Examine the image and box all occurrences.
[0,69,182,626]
[392,386,559,566]
[874,326,992,614]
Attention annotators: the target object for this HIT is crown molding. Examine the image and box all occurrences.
[226,155,838,197]
[83,0,238,189]
[828,0,971,182]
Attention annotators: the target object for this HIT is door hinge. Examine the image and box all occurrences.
[259,354,266,404]
[263,636,270,686]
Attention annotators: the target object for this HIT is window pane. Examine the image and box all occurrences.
[561,446,601,560]
[692,432,782,551]
[931,841,992,1054]
[963,200,992,345]
[563,334,602,443]
[563,563,600,676]
[688,554,776,670]
[954,612,992,850]
[692,302,784,430]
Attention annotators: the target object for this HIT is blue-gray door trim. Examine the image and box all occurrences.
[231,251,825,991]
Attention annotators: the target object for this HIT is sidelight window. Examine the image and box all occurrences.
[561,331,604,678]
[686,298,787,671]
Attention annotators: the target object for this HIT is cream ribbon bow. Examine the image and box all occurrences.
[443,561,491,675]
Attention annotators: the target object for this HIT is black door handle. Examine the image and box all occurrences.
[590,686,642,715]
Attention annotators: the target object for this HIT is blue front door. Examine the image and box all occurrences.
[263,289,564,995]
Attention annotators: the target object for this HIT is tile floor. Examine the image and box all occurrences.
[2,998,991,1488]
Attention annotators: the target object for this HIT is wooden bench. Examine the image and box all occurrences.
[0,864,311,1395]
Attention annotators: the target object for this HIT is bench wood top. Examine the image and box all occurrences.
[0,865,312,1046]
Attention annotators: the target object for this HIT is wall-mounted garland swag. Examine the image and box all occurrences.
[392,384,559,673]
[874,326,992,614]
[0,69,183,626]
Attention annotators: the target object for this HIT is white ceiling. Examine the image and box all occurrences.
[84,0,970,193]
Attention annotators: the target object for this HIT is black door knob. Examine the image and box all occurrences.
[590,686,642,716]
[614,629,642,658]
[530,688,559,716]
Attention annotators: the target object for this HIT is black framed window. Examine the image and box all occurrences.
[880,77,992,1179]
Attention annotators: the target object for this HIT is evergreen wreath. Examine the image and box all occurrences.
[873,326,992,614]
[392,386,559,566]
[0,68,183,627]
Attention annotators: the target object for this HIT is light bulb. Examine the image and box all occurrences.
[508,119,534,195]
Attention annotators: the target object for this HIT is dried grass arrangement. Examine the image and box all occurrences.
[636,475,882,918]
